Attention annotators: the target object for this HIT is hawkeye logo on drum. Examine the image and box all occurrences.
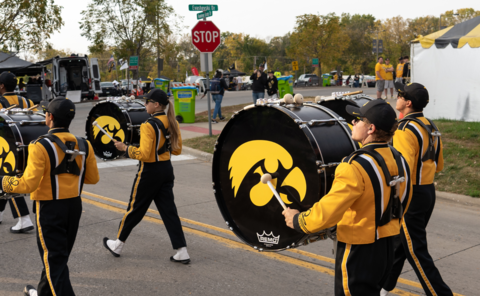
[0,137,15,174]
[93,116,125,144]
[228,140,307,207]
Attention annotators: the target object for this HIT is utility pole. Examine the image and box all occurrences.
[253,56,257,70]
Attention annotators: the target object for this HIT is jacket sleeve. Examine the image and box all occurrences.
[126,123,154,161]
[250,73,256,80]
[293,162,364,234]
[436,138,444,173]
[84,141,100,184]
[221,78,229,90]
[1,143,46,194]
[392,128,417,175]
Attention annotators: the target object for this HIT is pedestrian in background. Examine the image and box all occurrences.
[353,74,360,88]
[375,57,386,99]
[346,74,352,87]
[250,63,268,104]
[266,70,278,99]
[402,56,411,84]
[200,70,228,123]
[383,58,395,99]
[333,73,338,86]
[396,57,404,84]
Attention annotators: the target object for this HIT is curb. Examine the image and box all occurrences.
[183,146,213,163]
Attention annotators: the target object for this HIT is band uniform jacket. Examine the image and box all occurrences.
[126,113,182,162]
[294,143,413,245]
[0,92,38,111]
[393,112,444,185]
[1,128,99,200]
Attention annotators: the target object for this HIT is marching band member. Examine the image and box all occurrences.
[381,83,452,296]
[283,100,412,295]
[103,89,190,264]
[0,97,99,296]
[0,72,38,233]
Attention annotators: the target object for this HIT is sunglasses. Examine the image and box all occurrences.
[353,117,364,124]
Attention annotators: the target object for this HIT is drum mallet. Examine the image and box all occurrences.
[261,173,287,210]
[92,121,114,141]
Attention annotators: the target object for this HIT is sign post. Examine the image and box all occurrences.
[312,58,319,67]
[191,15,221,136]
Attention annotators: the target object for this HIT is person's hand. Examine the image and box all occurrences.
[254,69,257,74]
[114,140,127,152]
[282,207,300,229]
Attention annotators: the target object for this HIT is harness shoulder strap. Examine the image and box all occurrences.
[399,117,439,162]
[147,117,171,155]
[0,96,10,108]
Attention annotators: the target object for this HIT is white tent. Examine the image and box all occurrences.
[411,16,480,122]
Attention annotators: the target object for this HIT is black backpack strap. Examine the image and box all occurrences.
[0,96,10,108]
[399,117,440,162]
[147,117,171,155]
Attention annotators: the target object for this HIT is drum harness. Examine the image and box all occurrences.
[399,117,441,163]
[146,117,172,154]
[0,94,31,109]
[37,130,87,176]
[348,145,405,226]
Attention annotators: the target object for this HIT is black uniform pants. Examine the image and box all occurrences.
[383,184,452,295]
[335,237,393,296]
[117,161,186,249]
[0,196,30,219]
[35,197,82,296]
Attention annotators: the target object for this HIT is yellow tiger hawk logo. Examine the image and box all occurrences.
[93,116,125,144]
[0,137,15,174]
[228,140,306,207]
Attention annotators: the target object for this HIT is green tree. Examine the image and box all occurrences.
[0,0,63,56]
[442,8,480,27]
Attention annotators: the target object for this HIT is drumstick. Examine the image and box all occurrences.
[343,90,363,96]
[261,174,287,210]
[28,104,38,111]
[5,104,18,111]
[92,121,114,141]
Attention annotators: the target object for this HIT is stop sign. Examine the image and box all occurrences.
[191,21,221,53]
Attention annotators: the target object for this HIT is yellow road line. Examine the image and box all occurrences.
[82,191,420,296]
[82,196,416,296]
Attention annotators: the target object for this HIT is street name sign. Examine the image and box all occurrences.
[129,56,138,70]
[197,10,213,20]
[191,21,221,53]
[312,58,319,67]
[189,4,218,11]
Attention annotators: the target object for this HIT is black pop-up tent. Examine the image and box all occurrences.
[0,52,45,76]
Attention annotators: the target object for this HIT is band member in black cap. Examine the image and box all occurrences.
[266,70,278,99]
[103,89,190,264]
[0,97,99,296]
[250,63,268,104]
[381,83,452,296]
[0,71,38,233]
[283,99,412,296]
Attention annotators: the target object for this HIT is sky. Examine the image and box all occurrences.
[47,0,479,55]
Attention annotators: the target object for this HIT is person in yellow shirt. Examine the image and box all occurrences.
[395,57,404,84]
[383,58,395,100]
[381,82,452,296]
[0,97,100,296]
[103,89,190,264]
[375,57,386,99]
[333,73,338,86]
[283,99,412,296]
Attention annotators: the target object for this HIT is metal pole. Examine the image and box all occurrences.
[203,16,212,137]
[376,30,379,61]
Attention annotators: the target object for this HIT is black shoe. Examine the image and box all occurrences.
[24,285,36,296]
[211,119,217,124]
[10,226,34,233]
[170,256,190,264]
[219,117,225,121]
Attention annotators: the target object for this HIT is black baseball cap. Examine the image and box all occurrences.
[0,72,16,85]
[346,99,397,132]
[41,97,76,120]
[267,70,274,74]
[259,64,265,68]
[395,82,429,109]
[139,88,169,105]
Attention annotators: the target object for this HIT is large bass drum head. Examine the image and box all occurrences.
[86,102,127,159]
[0,116,20,175]
[319,95,374,123]
[213,106,320,250]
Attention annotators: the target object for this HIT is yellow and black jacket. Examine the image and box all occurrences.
[294,143,412,245]
[1,128,99,200]
[126,112,182,162]
[393,112,443,185]
[0,92,37,111]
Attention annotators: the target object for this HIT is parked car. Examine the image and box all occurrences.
[296,74,320,87]
[100,82,120,96]
[362,75,376,87]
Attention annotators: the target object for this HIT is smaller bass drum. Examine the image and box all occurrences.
[86,98,150,160]
[0,109,49,177]
[318,94,374,123]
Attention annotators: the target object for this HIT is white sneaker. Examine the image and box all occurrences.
[380,288,389,296]
[103,237,124,257]
[0,211,3,224]
[23,285,37,296]
[10,215,34,233]
[170,247,190,264]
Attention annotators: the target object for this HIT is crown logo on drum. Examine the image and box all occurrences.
[257,231,280,245]
[103,151,112,158]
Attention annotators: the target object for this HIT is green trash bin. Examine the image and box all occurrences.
[171,86,197,123]
[322,74,332,86]
[277,75,294,98]
[153,78,170,94]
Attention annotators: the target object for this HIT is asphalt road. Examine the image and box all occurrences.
[0,89,478,296]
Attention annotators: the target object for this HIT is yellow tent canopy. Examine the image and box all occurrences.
[414,16,480,49]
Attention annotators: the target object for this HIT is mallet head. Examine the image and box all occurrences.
[283,94,294,104]
[261,174,272,184]
[294,94,304,104]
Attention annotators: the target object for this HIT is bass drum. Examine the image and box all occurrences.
[85,98,150,160]
[212,102,358,251]
[318,94,374,123]
[0,109,49,176]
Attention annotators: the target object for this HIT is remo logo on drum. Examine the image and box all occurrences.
[228,140,307,207]
[93,116,125,144]
[0,137,15,174]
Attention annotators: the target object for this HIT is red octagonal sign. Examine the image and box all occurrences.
[191,21,221,53]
